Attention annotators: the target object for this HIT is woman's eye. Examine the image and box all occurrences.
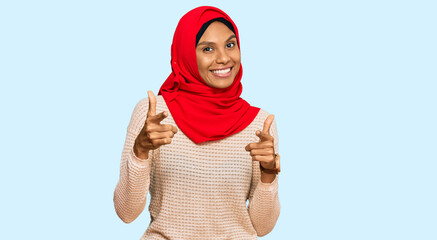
[203,47,213,52]
[226,42,235,48]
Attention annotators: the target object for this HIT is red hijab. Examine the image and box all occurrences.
[158,6,260,144]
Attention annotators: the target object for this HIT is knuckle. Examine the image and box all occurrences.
[145,125,154,133]
[152,140,161,147]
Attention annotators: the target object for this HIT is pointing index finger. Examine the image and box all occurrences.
[262,114,275,134]
[152,111,168,123]
[147,91,157,117]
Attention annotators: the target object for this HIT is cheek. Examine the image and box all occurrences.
[197,56,210,73]
[234,64,241,76]
[231,51,241,64]
[232,52,241,68]
[196,57,213,82]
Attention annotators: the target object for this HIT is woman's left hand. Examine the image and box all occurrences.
[245,115,277,171]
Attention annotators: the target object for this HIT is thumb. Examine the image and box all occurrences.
[147,91,157,118]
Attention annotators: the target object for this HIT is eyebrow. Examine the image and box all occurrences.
[197,35,237,47]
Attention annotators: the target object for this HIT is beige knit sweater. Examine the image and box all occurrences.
[114,96,280,240]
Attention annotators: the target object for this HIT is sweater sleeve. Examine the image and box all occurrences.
[247,118,281,236]
[113,98,153,224]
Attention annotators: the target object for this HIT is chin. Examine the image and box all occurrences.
[212,80,234,89]
[206,75,236,89]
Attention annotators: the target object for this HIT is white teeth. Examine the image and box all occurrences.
[212,68,231,74]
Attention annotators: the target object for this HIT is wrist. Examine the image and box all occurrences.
[260,171,276,183]
[259,154,281,175]
[133,143,151,160]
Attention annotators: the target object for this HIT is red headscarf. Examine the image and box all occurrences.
[158,6,260,144]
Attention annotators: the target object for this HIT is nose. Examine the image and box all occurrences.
[216,49,230,65]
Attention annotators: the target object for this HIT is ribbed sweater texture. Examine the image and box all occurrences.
[114,96,280,239]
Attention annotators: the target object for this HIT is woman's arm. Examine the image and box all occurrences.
[113,98,153,223]
[247,118,280,236]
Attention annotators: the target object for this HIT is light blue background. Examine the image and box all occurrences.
[1,0,436,239]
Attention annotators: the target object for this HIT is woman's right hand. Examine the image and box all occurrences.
[133,91,178,160]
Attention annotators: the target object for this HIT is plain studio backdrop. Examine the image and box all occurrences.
[0,0,436,239]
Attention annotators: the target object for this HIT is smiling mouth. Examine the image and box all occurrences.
[210,67,232,77]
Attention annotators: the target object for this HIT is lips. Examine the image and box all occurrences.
[210,67,232,77]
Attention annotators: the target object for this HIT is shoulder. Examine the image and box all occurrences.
[132,95,168,114]
[257,108,271,120]
[250,108,274,128]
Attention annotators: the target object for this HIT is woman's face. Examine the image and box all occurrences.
[196,21,241,89]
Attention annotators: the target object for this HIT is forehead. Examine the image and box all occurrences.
[199,21,235,41]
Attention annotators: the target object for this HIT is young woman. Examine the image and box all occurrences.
[114,6,281,239]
